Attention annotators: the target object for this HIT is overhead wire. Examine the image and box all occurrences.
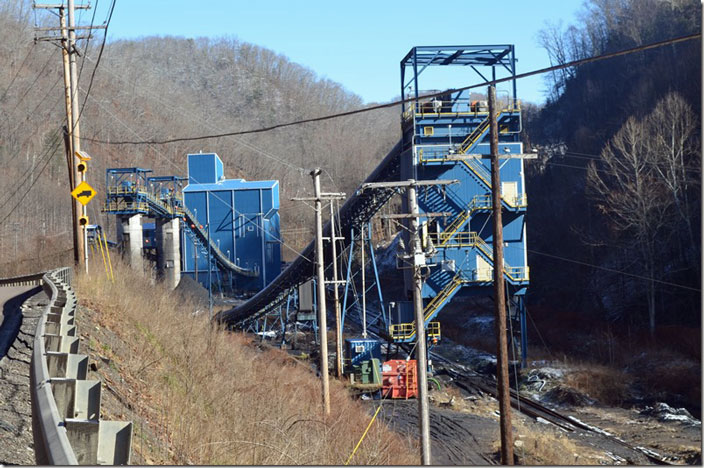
[527,248,700,292]
[81,32,701,146]
[58,21,704,300]
[0,42,36,103]
[0,87,66,210]
[9,51,54,113]
[550,151,702,173]
[1,128,64,220]
[0,121,64,212]
[74,0,116,130]
[75,0,99,85]
[77,49,310,177]
[78,85,313,263]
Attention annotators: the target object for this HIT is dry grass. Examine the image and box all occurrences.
[75,257,416,465]
[562,364,632,406]
[507,424,604,465]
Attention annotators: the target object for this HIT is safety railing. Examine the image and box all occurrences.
[106,185,181,218]
[29,268,133,465]
[106,186,147,196]
[403,98,521,121]
[389,321,440,341]
[433,195,493,247]
[417,147,528,209]
[426,232,530,282]
[103,200,150,214]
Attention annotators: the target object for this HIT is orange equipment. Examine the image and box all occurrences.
[381,359,418,399]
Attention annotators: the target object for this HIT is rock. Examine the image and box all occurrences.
[641,402,701,426]
[514,440,524,450]
[90,361,102,371]
[0,419,17,433]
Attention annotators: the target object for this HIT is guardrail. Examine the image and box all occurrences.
[0,267,135,465]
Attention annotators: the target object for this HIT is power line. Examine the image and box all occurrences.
[0,126,64,213]
[74,0,116,129]
[79,86,313,263]
[527,248,700,292]
[0,43,37,102]
[1,132,63,221]
[559,151,701,173]
[75,0,100,92]
[78,53,310,176]
[81,32,701,146]
[9,52,54,112]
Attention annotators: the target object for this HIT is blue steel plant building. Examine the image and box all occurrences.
[181,152,281,292]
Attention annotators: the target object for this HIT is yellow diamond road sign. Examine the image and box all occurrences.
[71,181,97,206]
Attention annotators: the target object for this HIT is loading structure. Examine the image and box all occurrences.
[182,152,281,292]
[216,44,530,368]
[103,153,280,294]
[394,45,529,362]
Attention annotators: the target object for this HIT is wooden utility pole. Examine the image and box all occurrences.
[359,178,457,466]
[35,1,98,272]
[329,201,344,378]
[295,169,345,416]
[58,7,80,266]
[408,181,431,465]
[489,84,514,465]
[67,0,88,273]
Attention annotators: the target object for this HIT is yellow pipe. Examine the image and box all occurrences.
[97,229,109,280]
[103,232,115,282]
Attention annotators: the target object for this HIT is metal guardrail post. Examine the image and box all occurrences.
[20,267,134,465]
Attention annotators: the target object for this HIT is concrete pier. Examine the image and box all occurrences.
[156,218,181,289]
[116,215,143,271]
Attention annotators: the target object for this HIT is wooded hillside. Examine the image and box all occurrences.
[524,0,701,337]
[0,0,398,270]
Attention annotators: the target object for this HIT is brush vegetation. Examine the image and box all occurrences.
[75,257,416,465]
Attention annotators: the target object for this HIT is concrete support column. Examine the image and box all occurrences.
[156,218,181,290]
[116,214,143,271]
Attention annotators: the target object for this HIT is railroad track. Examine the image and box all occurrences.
[430,352,674,466]
[312,303,674,464]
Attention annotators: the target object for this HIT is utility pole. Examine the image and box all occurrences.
[292,169,345,417]
[329,200,344,378]
[58,7,80,267]
[34,1,100,273]
[408,181,431,465]
[360,178,457,466]
[312,169,330,416]
[67,0,88,274]
[489,84,514,465]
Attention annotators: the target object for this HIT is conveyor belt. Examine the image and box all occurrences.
[215,141,403,326]
[180,205,258,277]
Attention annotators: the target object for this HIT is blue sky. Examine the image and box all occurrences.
[84,0,583,105]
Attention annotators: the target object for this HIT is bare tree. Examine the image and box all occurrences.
[587,91,699,336]
[648,92,699,255]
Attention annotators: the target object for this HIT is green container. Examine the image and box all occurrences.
[359,359,382,385]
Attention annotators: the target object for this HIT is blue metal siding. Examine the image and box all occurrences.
[187,153,223,184]
[182,152,281,293]
[208,190,235,267]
